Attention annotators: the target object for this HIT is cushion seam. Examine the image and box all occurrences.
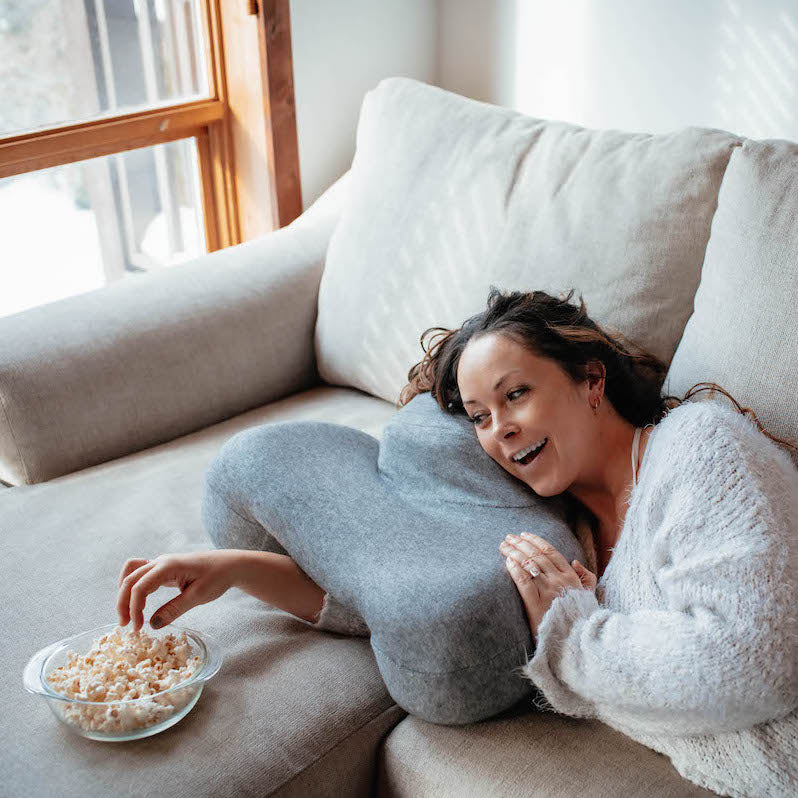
[0,385,29,484]
[272,701,404,795]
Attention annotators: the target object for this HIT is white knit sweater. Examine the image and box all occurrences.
[521,400,798,798]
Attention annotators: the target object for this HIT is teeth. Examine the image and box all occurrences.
[512,438,546,462]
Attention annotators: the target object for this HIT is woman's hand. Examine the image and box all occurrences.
[499,532,597,642]
[116,550,242,632]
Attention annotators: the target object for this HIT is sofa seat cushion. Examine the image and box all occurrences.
[3,386,402,798]
[315,76,741,405]
[665,138,798,470]
[376,707,716,797]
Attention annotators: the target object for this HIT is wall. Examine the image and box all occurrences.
[437,0,798,141]
[290,0,798,213]
[289,0,438,210]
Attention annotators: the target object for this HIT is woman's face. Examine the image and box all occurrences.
[456,332,598,496]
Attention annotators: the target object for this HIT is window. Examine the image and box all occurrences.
[0,0,299,318]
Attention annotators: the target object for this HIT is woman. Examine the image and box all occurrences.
[397,287,798,798]
[117,287,797,796]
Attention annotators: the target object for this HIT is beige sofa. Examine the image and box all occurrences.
[4,77,797,797]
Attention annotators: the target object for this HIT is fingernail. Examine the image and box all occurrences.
[151,616,162,629]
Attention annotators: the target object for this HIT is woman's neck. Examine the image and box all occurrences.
[566,419,651,553]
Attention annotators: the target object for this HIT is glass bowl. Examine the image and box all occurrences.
[23,622,223,742]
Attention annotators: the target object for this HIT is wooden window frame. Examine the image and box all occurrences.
[0,0,300,253]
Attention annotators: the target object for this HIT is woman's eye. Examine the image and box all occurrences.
[467,388,527,425]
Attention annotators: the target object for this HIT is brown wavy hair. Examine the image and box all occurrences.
[397,286,797,457]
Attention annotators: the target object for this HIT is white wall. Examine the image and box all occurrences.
[290,0,438,210]
[435,0,518,107]
[438,0,798,141]
[290,0,798,213]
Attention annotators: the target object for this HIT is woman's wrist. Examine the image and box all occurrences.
[227,549,267,590]
[229,549,326,623]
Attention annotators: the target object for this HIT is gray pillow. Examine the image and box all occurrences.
[202,390,586,725]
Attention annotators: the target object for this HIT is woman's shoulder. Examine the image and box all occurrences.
[654,397,755,436]
[647,398,798,502]
[653,399,785,455]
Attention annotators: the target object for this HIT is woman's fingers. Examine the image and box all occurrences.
[118,558,149,588]
[499,538,538,573]
[505,553,535,583]
[505,556,540,597]
[122,561,162,631]
[116,560,155,627]
[573,560,598,591]
[128,561,180,632]
[500,535,594,642]
[500,534,558,576]
[151,580,202,628]
[518,532,573,573]
[505,557,542,634]
[499,539,533,573]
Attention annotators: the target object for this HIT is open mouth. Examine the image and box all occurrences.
[516,438,548,466]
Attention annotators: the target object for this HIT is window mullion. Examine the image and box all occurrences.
[0,100,225,179]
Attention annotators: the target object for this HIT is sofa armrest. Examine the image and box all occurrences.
[0,171,350,486]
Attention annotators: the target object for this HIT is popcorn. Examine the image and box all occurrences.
[45,627,202,733]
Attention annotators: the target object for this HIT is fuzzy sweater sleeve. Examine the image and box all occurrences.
[521,405,798,738]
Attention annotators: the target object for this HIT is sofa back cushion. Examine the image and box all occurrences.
[665,139,798,469]
[315,77,740,405]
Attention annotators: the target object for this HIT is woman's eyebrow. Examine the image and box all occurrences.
[463,369,522,405]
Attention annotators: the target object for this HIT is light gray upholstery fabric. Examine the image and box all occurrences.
[315,77,741,405]
[376,709,717,797]
[5,386,401,798]
[202,390,586,726]
[0,171,350,487]
[665,139,798,469]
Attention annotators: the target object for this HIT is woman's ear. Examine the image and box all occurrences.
[584,359,606,403]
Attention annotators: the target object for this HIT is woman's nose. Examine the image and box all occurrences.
[491,413,518,439]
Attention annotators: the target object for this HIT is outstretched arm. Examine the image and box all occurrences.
[233,551,369,636]
[233,550,326,623]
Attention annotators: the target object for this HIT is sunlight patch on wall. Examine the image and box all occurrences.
[512,0,593,124]
[714,0,797,140]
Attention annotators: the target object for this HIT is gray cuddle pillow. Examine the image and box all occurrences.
[202,390,586,725]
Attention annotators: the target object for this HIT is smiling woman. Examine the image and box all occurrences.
[398,286,794,509]
[396,286,798,796]
[399,286,797,575]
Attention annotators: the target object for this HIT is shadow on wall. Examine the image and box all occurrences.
[436,0,518,108]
